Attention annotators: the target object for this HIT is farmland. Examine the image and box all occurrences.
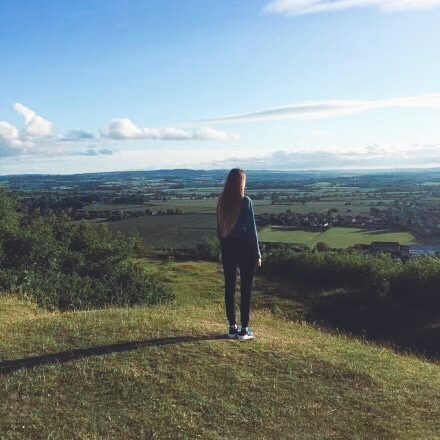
[5,168,440,249]
[258,227,417,248]
[102,194,420,250]
[109,213,217,249]
[87,198,219,214]
[109,213,418,250]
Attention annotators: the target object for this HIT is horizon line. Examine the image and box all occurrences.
[2,166,440,178]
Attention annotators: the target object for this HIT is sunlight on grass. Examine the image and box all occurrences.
[1,259,439,438]
[258,227,417,248]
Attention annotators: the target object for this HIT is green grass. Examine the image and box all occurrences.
[109,214,217,249]
[258,227,417,248]
[1,259,439,439]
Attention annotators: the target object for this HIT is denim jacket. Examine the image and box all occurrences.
[217,196,261,261]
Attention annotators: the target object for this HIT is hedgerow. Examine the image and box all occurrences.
[263,247,440,306]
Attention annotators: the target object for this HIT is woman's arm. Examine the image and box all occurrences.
[244,197,261,263]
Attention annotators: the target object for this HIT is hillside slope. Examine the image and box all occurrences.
[1,260,439,439]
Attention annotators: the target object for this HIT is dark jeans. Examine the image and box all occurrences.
[220,237,256,329]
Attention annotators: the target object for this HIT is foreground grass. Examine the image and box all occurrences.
[1,260,439,439]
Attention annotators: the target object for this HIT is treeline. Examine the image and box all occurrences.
[263,246,440,306]
[17,197,85,212]
[76,207,184,221]
[0,188,174,311]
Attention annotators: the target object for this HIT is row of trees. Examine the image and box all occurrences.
[0,188,174,311]
[75,207,184,221]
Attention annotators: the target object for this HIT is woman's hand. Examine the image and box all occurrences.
[257,258,262,267]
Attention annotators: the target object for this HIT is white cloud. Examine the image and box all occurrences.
[141,128,161,139]
[199,93,440,124]
[104,118,144,139]
[263,0,440,15]
[102,119,189,140]
[202,143,440,170]
[193,127,239,141]
[158,128,191,140]
[0,104,55,156]
[1,106,239,161]
[103,118,238,141]
[0,121,19,143]
[0,120,36,155]
[14,103,54,137]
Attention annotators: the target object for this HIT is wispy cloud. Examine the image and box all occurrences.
[74,147,113,156]
[202,143,440,170]
[102,118,238,141]
[60,130,95,142]
[199,93,440,124]
[98,148,113,155]
[263,0,440,16]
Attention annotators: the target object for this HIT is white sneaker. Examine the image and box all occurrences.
[238,327,255,340]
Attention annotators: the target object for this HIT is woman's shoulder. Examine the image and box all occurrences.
[242,195,252,208]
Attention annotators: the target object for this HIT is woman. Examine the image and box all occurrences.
[217,168,261,340]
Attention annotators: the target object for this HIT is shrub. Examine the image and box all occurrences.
[195,237,221,262]
[315,241,329,251]
[20,264,174,311]
[387,256,440,305]
[0,189,174,310]
[264,247,440,306]
[264,248,388,288]
[265,250,373,286]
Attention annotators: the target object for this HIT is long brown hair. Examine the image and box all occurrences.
[217,168,246,238]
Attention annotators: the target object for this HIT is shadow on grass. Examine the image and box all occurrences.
[306,291,440,360]
[253,277,440,361]
[0,334,228,375]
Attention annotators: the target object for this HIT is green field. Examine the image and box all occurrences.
[108,213,418,250]
[109,213,217,249]
[83,184,419,218]
[258,227,417,248]
[87,198,377,216]
[86,199,218,214]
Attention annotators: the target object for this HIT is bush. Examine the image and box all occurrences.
[315,241,329,251]
[264,248,378,287]
[263,247,440,306]
[387,257,440,305]
[195,237,221,262]
[19,264,174,311]
[0,189,174,310]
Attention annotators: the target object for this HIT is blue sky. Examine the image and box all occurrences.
[1,0,440,174]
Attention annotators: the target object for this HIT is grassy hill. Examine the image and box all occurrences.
[1,259,439,439]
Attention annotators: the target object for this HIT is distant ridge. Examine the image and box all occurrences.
[3,167,440,179]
